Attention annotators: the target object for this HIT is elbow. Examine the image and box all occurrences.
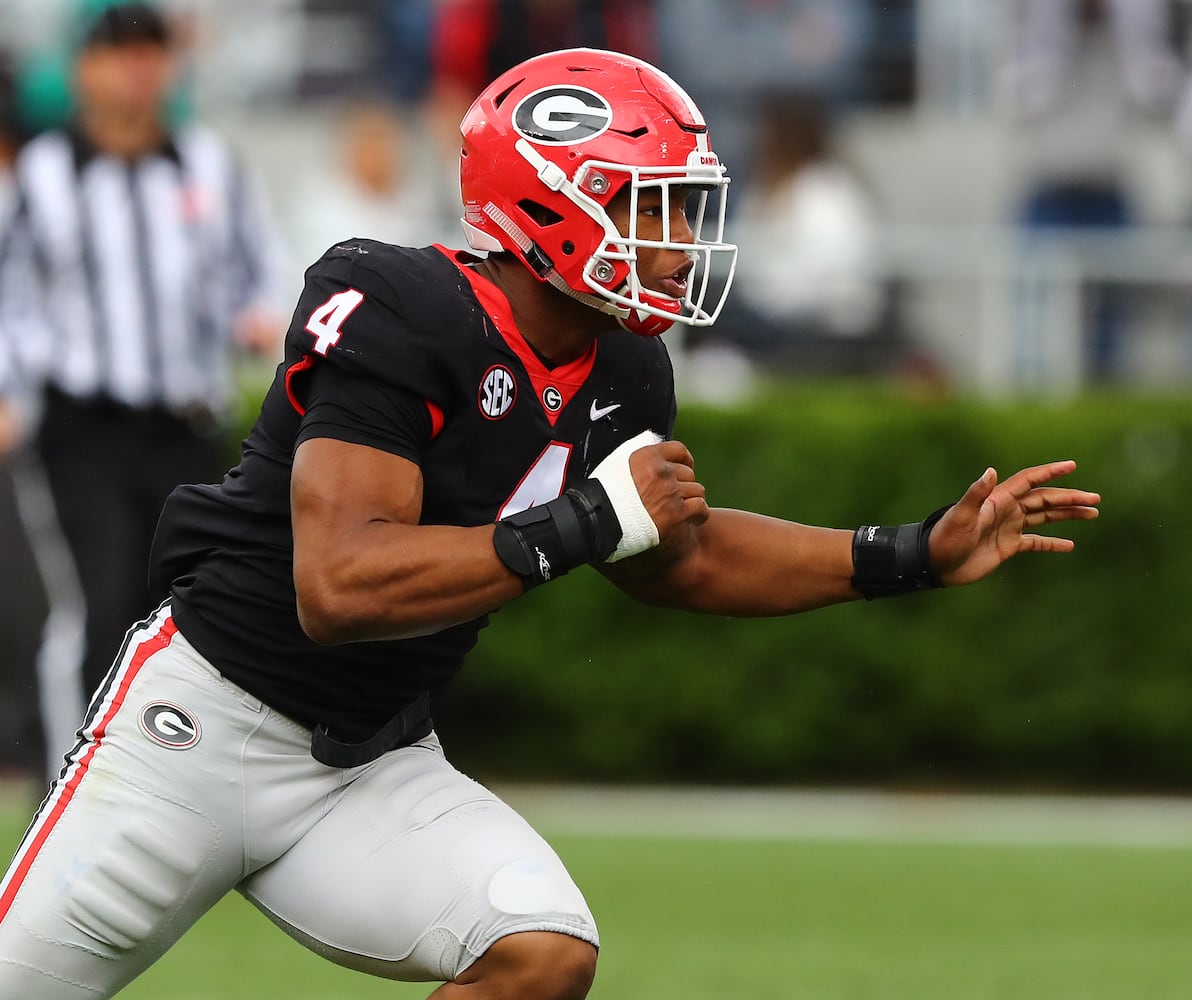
[296,602,347,647]
[295,578,356,646]
[294,572,443,644]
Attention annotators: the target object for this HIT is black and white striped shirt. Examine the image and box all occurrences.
[0,122,289,415]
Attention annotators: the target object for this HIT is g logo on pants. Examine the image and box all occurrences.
[138,702,201,749]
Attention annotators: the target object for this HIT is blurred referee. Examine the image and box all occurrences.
[0,2,290,777]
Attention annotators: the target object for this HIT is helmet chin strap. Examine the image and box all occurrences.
[547,269,680,337]
[544,269,630,319]
[474,198,677,334]
[547,266,687,337]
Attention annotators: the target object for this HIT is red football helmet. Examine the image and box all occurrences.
[459,47,737,336]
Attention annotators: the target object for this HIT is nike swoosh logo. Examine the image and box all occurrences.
[590,401,621,421]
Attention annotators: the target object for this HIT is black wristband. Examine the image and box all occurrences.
[851,504,952,600]
[492,479,623,589]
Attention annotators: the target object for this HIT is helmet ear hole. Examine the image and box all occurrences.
[517,199,564,227]
[562,240,575,255]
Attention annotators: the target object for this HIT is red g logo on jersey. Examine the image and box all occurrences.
[479,365,517,419]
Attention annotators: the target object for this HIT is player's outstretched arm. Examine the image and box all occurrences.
[601,455,1099,616]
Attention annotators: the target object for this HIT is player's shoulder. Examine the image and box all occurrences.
[305,238,448,279]
[288,242,484,391]
[302,241,479,331]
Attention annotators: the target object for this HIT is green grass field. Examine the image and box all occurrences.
[3,792,1192,999]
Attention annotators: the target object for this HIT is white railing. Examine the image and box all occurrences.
[876,225,1192,394]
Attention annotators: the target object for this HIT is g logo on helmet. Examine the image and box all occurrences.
[138,701,201,750]
[513,86,613,145]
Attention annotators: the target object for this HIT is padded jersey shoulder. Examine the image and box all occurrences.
[286,241,489,401]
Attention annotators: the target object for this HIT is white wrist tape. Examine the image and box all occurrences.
[590,429,663,563]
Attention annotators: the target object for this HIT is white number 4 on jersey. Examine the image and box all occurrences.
[305,289,364,355]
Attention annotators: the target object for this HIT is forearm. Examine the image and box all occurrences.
[295,520,522,644]
[608,507,858,616]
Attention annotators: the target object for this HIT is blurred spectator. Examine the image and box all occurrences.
[12,0,198,134]
[372,0,435,107]
[1001,0,1184,380]
[431,0,656,101]
[0,47,22,455]
[0,2,290,779]
[655,0,873,189]
[289,96,456,266]
[0,46,48,784]
[723,91,889,372]
[426,0,658,183]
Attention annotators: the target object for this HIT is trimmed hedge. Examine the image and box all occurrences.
[234,379,1192,790]
[434,384,1192,791]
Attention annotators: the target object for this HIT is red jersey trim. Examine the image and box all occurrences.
[285,355,316,416]
[435,244,597,427]
[426,400,445,439]
[0,614,178,923]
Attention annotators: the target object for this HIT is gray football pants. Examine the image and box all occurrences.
[0,603,598,998]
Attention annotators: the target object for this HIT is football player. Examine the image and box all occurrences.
[0,48,1100,999]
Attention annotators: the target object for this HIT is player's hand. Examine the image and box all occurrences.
[928,461,1101,587]
[589,432,708,563]
[627,438,709,539]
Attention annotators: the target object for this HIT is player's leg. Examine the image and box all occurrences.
[0,606,253,998]
[240,734,599,998]
[427,930,596,999]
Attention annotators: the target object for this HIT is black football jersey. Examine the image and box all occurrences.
[151,242,676,741]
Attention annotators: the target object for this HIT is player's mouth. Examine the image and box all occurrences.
[655,259,694,299]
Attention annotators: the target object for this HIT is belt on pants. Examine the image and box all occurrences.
[310,692,434,768]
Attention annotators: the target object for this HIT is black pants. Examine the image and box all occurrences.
[0,456,48,776]
[36,389,225,703]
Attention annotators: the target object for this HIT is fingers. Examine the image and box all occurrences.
[669,463,708,526]
[1019,533,1076,554]
[626,439,708,538]
[1015,481,1101,533]
[655,439,695,471]
[952,466,998,520]
[679,480,710,525]
[1022,508,1099,531]
[1019,487,1101,513]
[999,459,1081,497]
[962,462,1100,529]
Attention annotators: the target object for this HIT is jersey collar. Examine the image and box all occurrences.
[438,245,597,426]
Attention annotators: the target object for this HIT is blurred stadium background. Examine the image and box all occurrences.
[2,2,1192,996]
[8,0,1192,393]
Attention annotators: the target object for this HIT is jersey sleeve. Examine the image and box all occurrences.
[295,362,432,464]
[284,242,450,406]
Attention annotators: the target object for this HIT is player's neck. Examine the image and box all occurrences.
[475,256,614,366]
